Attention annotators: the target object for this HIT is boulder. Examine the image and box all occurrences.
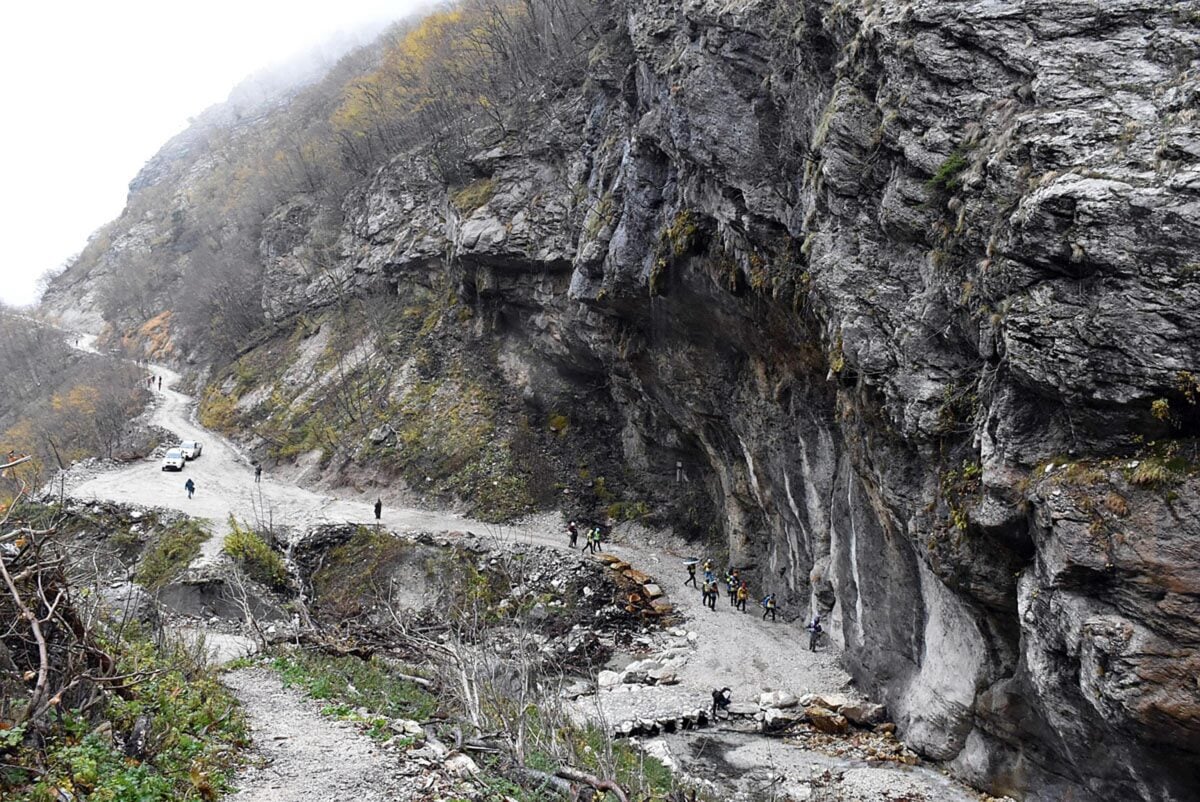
[726,701,760,718]
[444,754,478,778]
[597,670,621,689]
[763,707,805,732]
[646,667,679,685]
[841,701,887,727]
[802,693,852,711]
[806,706,850,735]
[643,583,663,599]
[367,424,394,444]
[759,690,799,709]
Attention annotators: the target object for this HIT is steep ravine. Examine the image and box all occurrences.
[42,1,1200,799]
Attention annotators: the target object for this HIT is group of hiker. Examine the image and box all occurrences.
[685,559,781,622]
[566,520,606,553]
[565,521,824,649]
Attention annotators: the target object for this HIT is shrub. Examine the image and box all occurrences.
[136,519,210,590]
[223,518,289,590]
[928,150,969,192]
[3,632,247,802]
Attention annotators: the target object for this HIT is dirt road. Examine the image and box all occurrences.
[68,361,481,566]
[62,344,980,801]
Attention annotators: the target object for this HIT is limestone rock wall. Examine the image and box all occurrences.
[52,0,1200,798]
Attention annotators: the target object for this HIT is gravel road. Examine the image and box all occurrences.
[67,360,482,566]
[61,342,983,801]
[223,668,411,802]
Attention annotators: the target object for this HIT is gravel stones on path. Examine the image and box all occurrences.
[224,668,412,802]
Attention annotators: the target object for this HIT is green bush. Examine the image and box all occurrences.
[928,151,969,192]
[223,518,289,590]
[3,633,247,802]
[136,519,210,591]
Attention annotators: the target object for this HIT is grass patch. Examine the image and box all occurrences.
[1129,457,1177,487]
[451,177,497,215]
[223,518,289,590]
[270,649,437,722]
[135,519,210,591]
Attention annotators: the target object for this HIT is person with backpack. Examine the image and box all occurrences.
[567,520,579,548]
[735,581,748,612]
[684,560,698,588]
[806,614,823,651]
[253,461,262,483]
[761,593,777,621]
[184,478,195,499]
[702,579,717,610]
[592,525,603,551]
[727,569,739,606]
[703,560,715,584]
[711,687,732,719]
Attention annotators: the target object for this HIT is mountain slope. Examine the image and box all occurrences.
[42,1,1200,799]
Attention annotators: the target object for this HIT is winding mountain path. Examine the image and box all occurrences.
[68,357,482,566]
[60,341,978,800]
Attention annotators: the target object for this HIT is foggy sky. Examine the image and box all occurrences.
[0,0,427,307]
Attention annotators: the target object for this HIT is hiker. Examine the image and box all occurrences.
[157,376,162,391]
[684,560,698,588]
[184,478,195,499]
[374,498,382,521]
[711,687,732,719]
[581,527,595,554]
[592,525,604,551]
[253,462,262,483]
[736,581,748,612]
[806,614,823,651]
[727,569,739,606]
[567,520,579,548]
[761,593,777,621]
[702,579,717,610]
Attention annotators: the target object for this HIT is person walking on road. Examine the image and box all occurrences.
[684,560,698,588]
[184,478,195,499]
[806,614,823,651]
[157,376,162,391]
[253,462,262,483]
[761,593,777,621]
[567,520,579,548]
[702,579,717,610]
[374,498,382,521]
[735,581,748,612]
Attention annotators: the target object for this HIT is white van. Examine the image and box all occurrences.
[180,440,203,460]
[162,448,186,471]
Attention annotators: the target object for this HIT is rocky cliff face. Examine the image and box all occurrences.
[50,0,1200,798]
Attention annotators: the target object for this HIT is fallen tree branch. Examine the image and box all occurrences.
[555,766,630,802]
[507,766,574,799]
[0,551,50,722]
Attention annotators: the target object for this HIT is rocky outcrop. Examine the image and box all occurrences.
[259,2,1200,798]
[48,0,1200,798]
